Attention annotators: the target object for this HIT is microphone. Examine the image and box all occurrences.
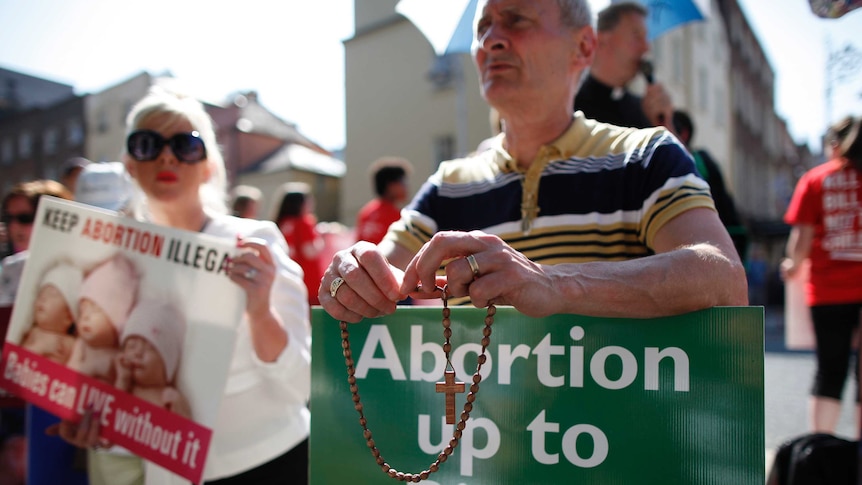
[638,59,665,126]
[639,59,655,84]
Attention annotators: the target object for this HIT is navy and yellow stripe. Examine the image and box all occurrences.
[386,113,714,264]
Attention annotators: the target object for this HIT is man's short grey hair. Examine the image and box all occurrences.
[557,0,593,29]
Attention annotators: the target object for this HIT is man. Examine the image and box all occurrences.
[355,157,411,244]
[573,2,673,129]
[320,0,747,321]
[229,185,262,219]
[673,110,749,262]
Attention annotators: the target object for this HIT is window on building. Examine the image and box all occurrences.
[122,100,134,123]
[1,138,13,165]
[671,39,683,81]
[44,165,58,181]
[652,37,664,65]
[18,131,32,158]
[714,87,726,125]
[427,54,457,91]
[43,127,59,155]
[698,67,709,111]
[97,109,109,133]
[67,119,83,145]
[433,135,455,166]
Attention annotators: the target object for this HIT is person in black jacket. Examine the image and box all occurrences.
[673,110,749,262]
[573,2,673,130]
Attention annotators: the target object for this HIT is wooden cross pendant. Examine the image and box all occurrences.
[435,370,465,424]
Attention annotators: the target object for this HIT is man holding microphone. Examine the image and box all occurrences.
[574,2,674,129]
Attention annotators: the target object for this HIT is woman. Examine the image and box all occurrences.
[271,182,324,306]
[0,180,73,304]
[781,115,862,435]
[0,181,75,485]
[53,87,311,485]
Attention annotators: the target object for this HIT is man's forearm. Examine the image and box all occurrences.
[552,244,748,318]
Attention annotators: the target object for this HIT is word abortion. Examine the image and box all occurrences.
[354,325,690,392]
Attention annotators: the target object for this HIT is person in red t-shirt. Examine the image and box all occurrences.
[273,182,324,305]
[782,115,862,434]
[355,157,411,244]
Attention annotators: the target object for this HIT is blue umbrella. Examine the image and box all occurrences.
[613,0,708,41]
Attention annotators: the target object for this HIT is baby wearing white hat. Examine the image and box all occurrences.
[114,297,190,419]
[67,253,139,384]
[21,262,83,364]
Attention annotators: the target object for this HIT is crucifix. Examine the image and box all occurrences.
[436,369,465,424]
[339,284,496,481]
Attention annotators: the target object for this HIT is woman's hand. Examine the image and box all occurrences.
[229,235,288,362]
[229,236,276,318]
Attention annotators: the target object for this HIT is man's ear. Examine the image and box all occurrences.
[573,26,596,68]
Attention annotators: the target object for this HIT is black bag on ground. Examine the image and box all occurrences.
[766,432,857,485]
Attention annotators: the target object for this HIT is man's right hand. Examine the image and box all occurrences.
[641,83,673,130]
[318,241,409,322]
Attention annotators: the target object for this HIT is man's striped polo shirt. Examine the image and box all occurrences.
[385,113,715,265]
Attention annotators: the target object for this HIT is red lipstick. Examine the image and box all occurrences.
[156,171,178,182]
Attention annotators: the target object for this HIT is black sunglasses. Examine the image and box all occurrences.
[127,130,207,163]
[1,213,36,225]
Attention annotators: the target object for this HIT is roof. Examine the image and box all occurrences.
[243,143,346,178]
[234,93,330,155]
[0,66,76,112]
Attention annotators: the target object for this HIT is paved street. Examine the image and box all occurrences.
[763,306,857,472]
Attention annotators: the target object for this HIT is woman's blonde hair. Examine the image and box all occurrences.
[123,86,228,217]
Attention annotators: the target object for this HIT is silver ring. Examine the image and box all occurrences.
[330,276,346,298]
[466,254,480,279]
[244,268,258,280]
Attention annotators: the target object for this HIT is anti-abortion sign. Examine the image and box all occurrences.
[0,197,244,484]
[311,306,764,484]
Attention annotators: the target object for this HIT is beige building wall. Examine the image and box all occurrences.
[650,1,734,189]
[343,0,493,225]
[84,72,152,163]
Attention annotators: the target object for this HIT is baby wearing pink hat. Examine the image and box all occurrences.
[114,298,190,418]
[67,254,139,384]
[22,262,83,364]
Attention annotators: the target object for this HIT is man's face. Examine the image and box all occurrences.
[386,178,408,203]
[598,12,649,83]
[473,0,586,111]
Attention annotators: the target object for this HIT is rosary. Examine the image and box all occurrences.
[339,286,496,482]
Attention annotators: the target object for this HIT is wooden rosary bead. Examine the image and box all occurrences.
[339,291,496,481]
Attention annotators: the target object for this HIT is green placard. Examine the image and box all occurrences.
[311,306,764,484]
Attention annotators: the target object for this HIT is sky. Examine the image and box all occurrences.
[0,0,860,153]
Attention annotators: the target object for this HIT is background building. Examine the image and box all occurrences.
[0,68,83,193]
[0,68,345,221]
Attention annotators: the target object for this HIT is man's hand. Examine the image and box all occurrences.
[401,231,562,317]
[318,241,409,322]
[641,83,673,130]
